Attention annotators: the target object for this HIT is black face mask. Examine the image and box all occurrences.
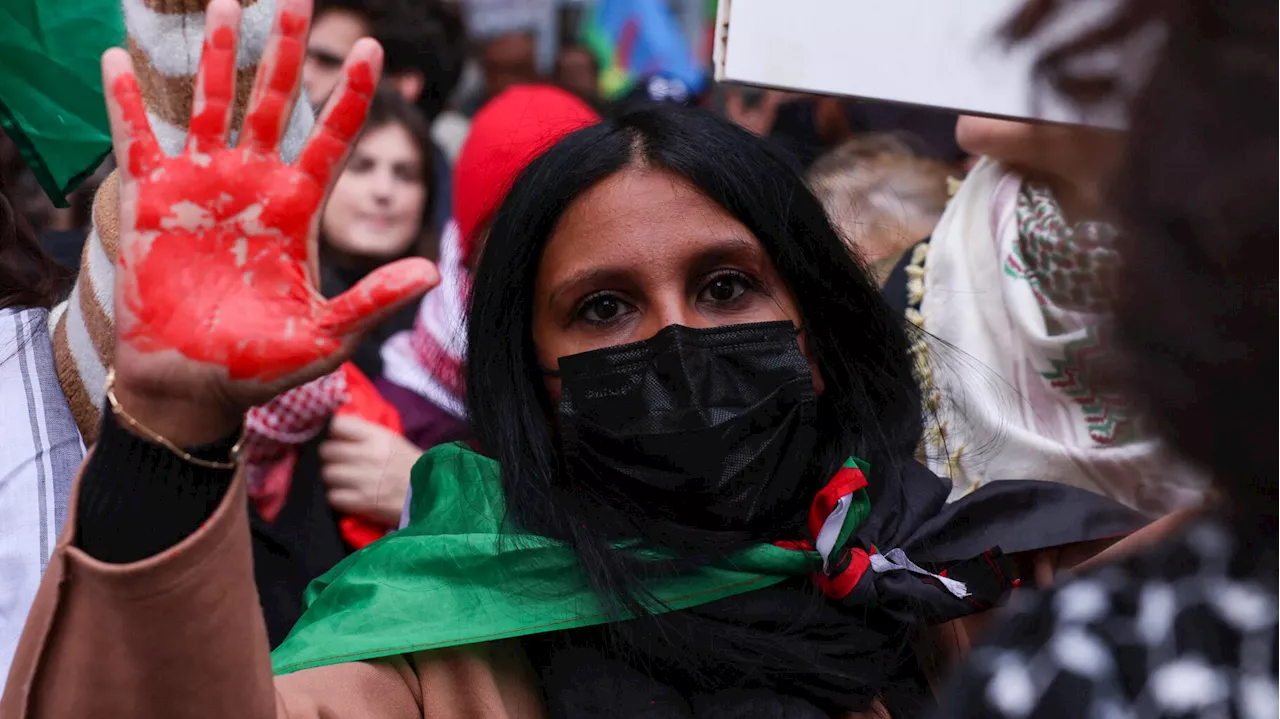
[548,321,820,529]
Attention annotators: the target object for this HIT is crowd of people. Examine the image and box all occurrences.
[0,0,1273,716]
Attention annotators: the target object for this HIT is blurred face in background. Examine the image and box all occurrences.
[304,9,369,106]
[554,47,599,101]
[322,121,427,260]
[482,32,539,101]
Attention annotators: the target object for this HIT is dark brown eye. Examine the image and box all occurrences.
[346,155,374,173]
[307,48,344,70]
[700,273,751,304]
[578,294,634,325]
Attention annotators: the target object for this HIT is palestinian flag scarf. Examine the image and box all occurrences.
[272,442,1145,675]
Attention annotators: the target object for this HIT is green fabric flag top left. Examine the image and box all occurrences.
[0,0,123,205]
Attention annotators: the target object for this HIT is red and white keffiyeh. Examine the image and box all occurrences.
[379,220,470,419]
[243,370,350,523]
[378,89,600,421]
[242,362,404,548]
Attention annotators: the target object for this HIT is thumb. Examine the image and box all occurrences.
[323,257,439,338]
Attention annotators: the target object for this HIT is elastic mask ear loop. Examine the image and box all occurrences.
[793,323,809,348]
[540,365,562,378]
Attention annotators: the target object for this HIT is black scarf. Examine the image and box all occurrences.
[525,460,1145,718]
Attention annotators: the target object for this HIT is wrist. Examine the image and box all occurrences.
[375,441,418,526]
[373,499,403,529]
[110,377,244,448]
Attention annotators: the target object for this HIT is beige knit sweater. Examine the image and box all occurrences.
[52,0,315,443]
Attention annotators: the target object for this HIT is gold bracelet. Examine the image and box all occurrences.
[104,367,245,470]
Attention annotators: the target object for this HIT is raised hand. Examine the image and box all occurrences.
[103,0,438,442]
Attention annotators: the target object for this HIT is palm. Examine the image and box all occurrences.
[106,0,434,408]
[124,148,341,383]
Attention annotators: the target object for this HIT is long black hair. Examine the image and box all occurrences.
[466,104,925,693]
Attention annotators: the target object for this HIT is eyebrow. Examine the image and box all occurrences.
[307,47,345,66]
[545,235,762,307]
[686,235,762,274]
[547,267,632,308]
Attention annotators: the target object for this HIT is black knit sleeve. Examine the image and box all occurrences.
[76,407,241,563]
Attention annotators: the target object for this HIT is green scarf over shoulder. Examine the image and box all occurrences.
[271,442,837,675]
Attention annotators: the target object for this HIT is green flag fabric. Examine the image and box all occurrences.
[0,0,123,205]
[271,442,829,676]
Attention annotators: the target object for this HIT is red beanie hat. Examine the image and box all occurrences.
[452,85,600,263]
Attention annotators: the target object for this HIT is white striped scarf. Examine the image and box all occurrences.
[52,0,315,444]
[0,308,85,694]
[914,157,1205,515]
[379,220,470,420]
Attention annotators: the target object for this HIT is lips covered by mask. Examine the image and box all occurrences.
[550,321,820,529]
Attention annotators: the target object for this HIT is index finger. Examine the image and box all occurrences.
[328,414,380,441]
[295,38,383,190]
[101,47,163,183]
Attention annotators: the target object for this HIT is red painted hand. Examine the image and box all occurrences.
[103,0,437,423]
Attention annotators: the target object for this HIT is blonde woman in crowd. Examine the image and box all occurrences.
[807,135,954,286]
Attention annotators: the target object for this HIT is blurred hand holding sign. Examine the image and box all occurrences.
[714,0,1133,129]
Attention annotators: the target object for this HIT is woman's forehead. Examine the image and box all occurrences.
[355,123,419,161]
[538,167,767,284]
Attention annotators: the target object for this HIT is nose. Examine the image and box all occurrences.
[369,166,396,203]
[301,61,336,109]
[636,295,716,341]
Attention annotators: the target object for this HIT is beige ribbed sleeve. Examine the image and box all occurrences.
[52,0,315,443]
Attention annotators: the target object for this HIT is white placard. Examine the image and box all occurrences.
[714,0,1127,128]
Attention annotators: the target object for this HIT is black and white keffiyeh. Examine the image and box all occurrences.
[935,520,1277,718]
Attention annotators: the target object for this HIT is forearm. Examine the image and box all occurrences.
[0,433,281,718]
[2,407,444,718]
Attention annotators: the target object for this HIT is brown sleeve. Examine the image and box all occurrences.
[0,461,425,719]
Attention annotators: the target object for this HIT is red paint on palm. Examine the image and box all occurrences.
[110,12,432,383]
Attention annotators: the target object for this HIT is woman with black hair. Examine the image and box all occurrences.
[0,173,82,693]
[1,2,1143,716]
